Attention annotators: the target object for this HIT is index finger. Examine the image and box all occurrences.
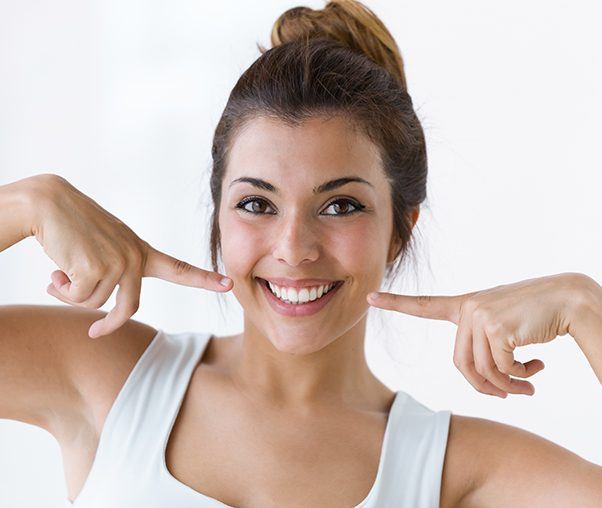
[367,292,475,324]
[143,246,232,291]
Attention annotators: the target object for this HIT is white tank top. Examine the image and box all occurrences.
[65,329,452,507]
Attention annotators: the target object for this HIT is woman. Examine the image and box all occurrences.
[1,0,600,506]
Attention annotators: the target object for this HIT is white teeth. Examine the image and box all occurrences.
[265,280,338,304]
[288,287,299,304]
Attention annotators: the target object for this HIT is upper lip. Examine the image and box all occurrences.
[257,277,343,289]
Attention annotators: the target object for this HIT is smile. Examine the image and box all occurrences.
[256,277,344,317]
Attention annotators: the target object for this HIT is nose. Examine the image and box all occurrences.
[272,212,320,266]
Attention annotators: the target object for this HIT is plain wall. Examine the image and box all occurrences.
[1,0,601,506]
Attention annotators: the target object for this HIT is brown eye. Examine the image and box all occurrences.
[250,201,264,213]
[334,201,349,213]
[322,198,365,216]
[236,197,275,215]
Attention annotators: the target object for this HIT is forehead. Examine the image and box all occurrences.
[225,115,383,186]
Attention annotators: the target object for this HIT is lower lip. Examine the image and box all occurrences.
[257,278,343,317]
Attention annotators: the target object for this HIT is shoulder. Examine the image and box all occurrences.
[56,318,159,445]
[440,414,602,508]
[439,414,501,508]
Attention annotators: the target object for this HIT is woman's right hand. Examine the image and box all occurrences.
[31,174,232,339]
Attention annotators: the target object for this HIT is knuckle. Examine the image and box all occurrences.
[114,259,127,275]
[123,243,142,266]
[472,305,490,324]
[474,363,487,376]
[507,333,518,349]
[173,259,193,276]
[107,249,127,269]
[497,363,512,375]
[90,265,107,279]
[69,291,89,304]
[484,319,504,336]
[483,364,497,377]
[77,258,106,277]
[462,298,479,315]
[126,299,140,315]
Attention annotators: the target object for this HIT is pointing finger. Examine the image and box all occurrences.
[143,246,232,291]
[367,292,466,324]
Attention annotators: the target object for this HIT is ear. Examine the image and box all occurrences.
[386,207,420,265]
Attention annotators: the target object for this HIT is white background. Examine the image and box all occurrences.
[1,0,601,506]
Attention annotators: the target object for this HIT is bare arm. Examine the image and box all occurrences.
[0,174,47,253]
[0,172,226,443]
[0,304,157,440]
[0,175,158,439]
[570,274,602,383]
[441,414,602,508]
[441,277,602,507]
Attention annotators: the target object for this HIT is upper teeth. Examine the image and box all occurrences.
[267,281,338,304]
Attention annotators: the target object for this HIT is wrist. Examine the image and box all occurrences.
[565,273,602,344]
[20,173,66,237]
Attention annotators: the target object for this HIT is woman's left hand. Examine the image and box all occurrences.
[366,272,590,398]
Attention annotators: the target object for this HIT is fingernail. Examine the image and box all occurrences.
[367,292,379,300]
[220,277,232,287]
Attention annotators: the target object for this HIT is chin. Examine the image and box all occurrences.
[265,329,333,356]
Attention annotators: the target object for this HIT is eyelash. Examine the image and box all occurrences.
[235,196,366,217]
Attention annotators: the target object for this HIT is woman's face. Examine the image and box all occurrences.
[218,114,400,354]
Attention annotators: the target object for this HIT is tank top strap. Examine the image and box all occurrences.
[366,390,452,507]
[93,329,213,473]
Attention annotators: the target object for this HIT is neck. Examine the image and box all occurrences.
[228,314,388,411]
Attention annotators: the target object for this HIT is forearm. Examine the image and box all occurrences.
[569,274,602,384]
[0,173,53,254]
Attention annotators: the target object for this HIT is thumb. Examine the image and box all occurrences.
[367,291,464,324]
[143,246,232,291]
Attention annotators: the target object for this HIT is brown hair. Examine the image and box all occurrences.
[209,0,427,290]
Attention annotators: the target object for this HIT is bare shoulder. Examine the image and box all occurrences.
[70,316,159,438]
[440,413,602,508]
[0,304,160,442]
[27,305,159,443]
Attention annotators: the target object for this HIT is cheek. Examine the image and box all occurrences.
[325,221,389,286]
[219,214,266,277]
[220,211,389,287]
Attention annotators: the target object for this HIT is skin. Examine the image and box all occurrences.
[14,114,600,505]
[217,114,406,410]
[212,113,602,506]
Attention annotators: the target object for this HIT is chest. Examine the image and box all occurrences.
[163,381,389,507]
[61,374,389,507]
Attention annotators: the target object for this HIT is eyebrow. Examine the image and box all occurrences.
[228,176,374,194]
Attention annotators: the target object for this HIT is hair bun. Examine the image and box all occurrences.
[263,0,407,90]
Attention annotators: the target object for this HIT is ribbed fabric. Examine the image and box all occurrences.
[66,329,451,507]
